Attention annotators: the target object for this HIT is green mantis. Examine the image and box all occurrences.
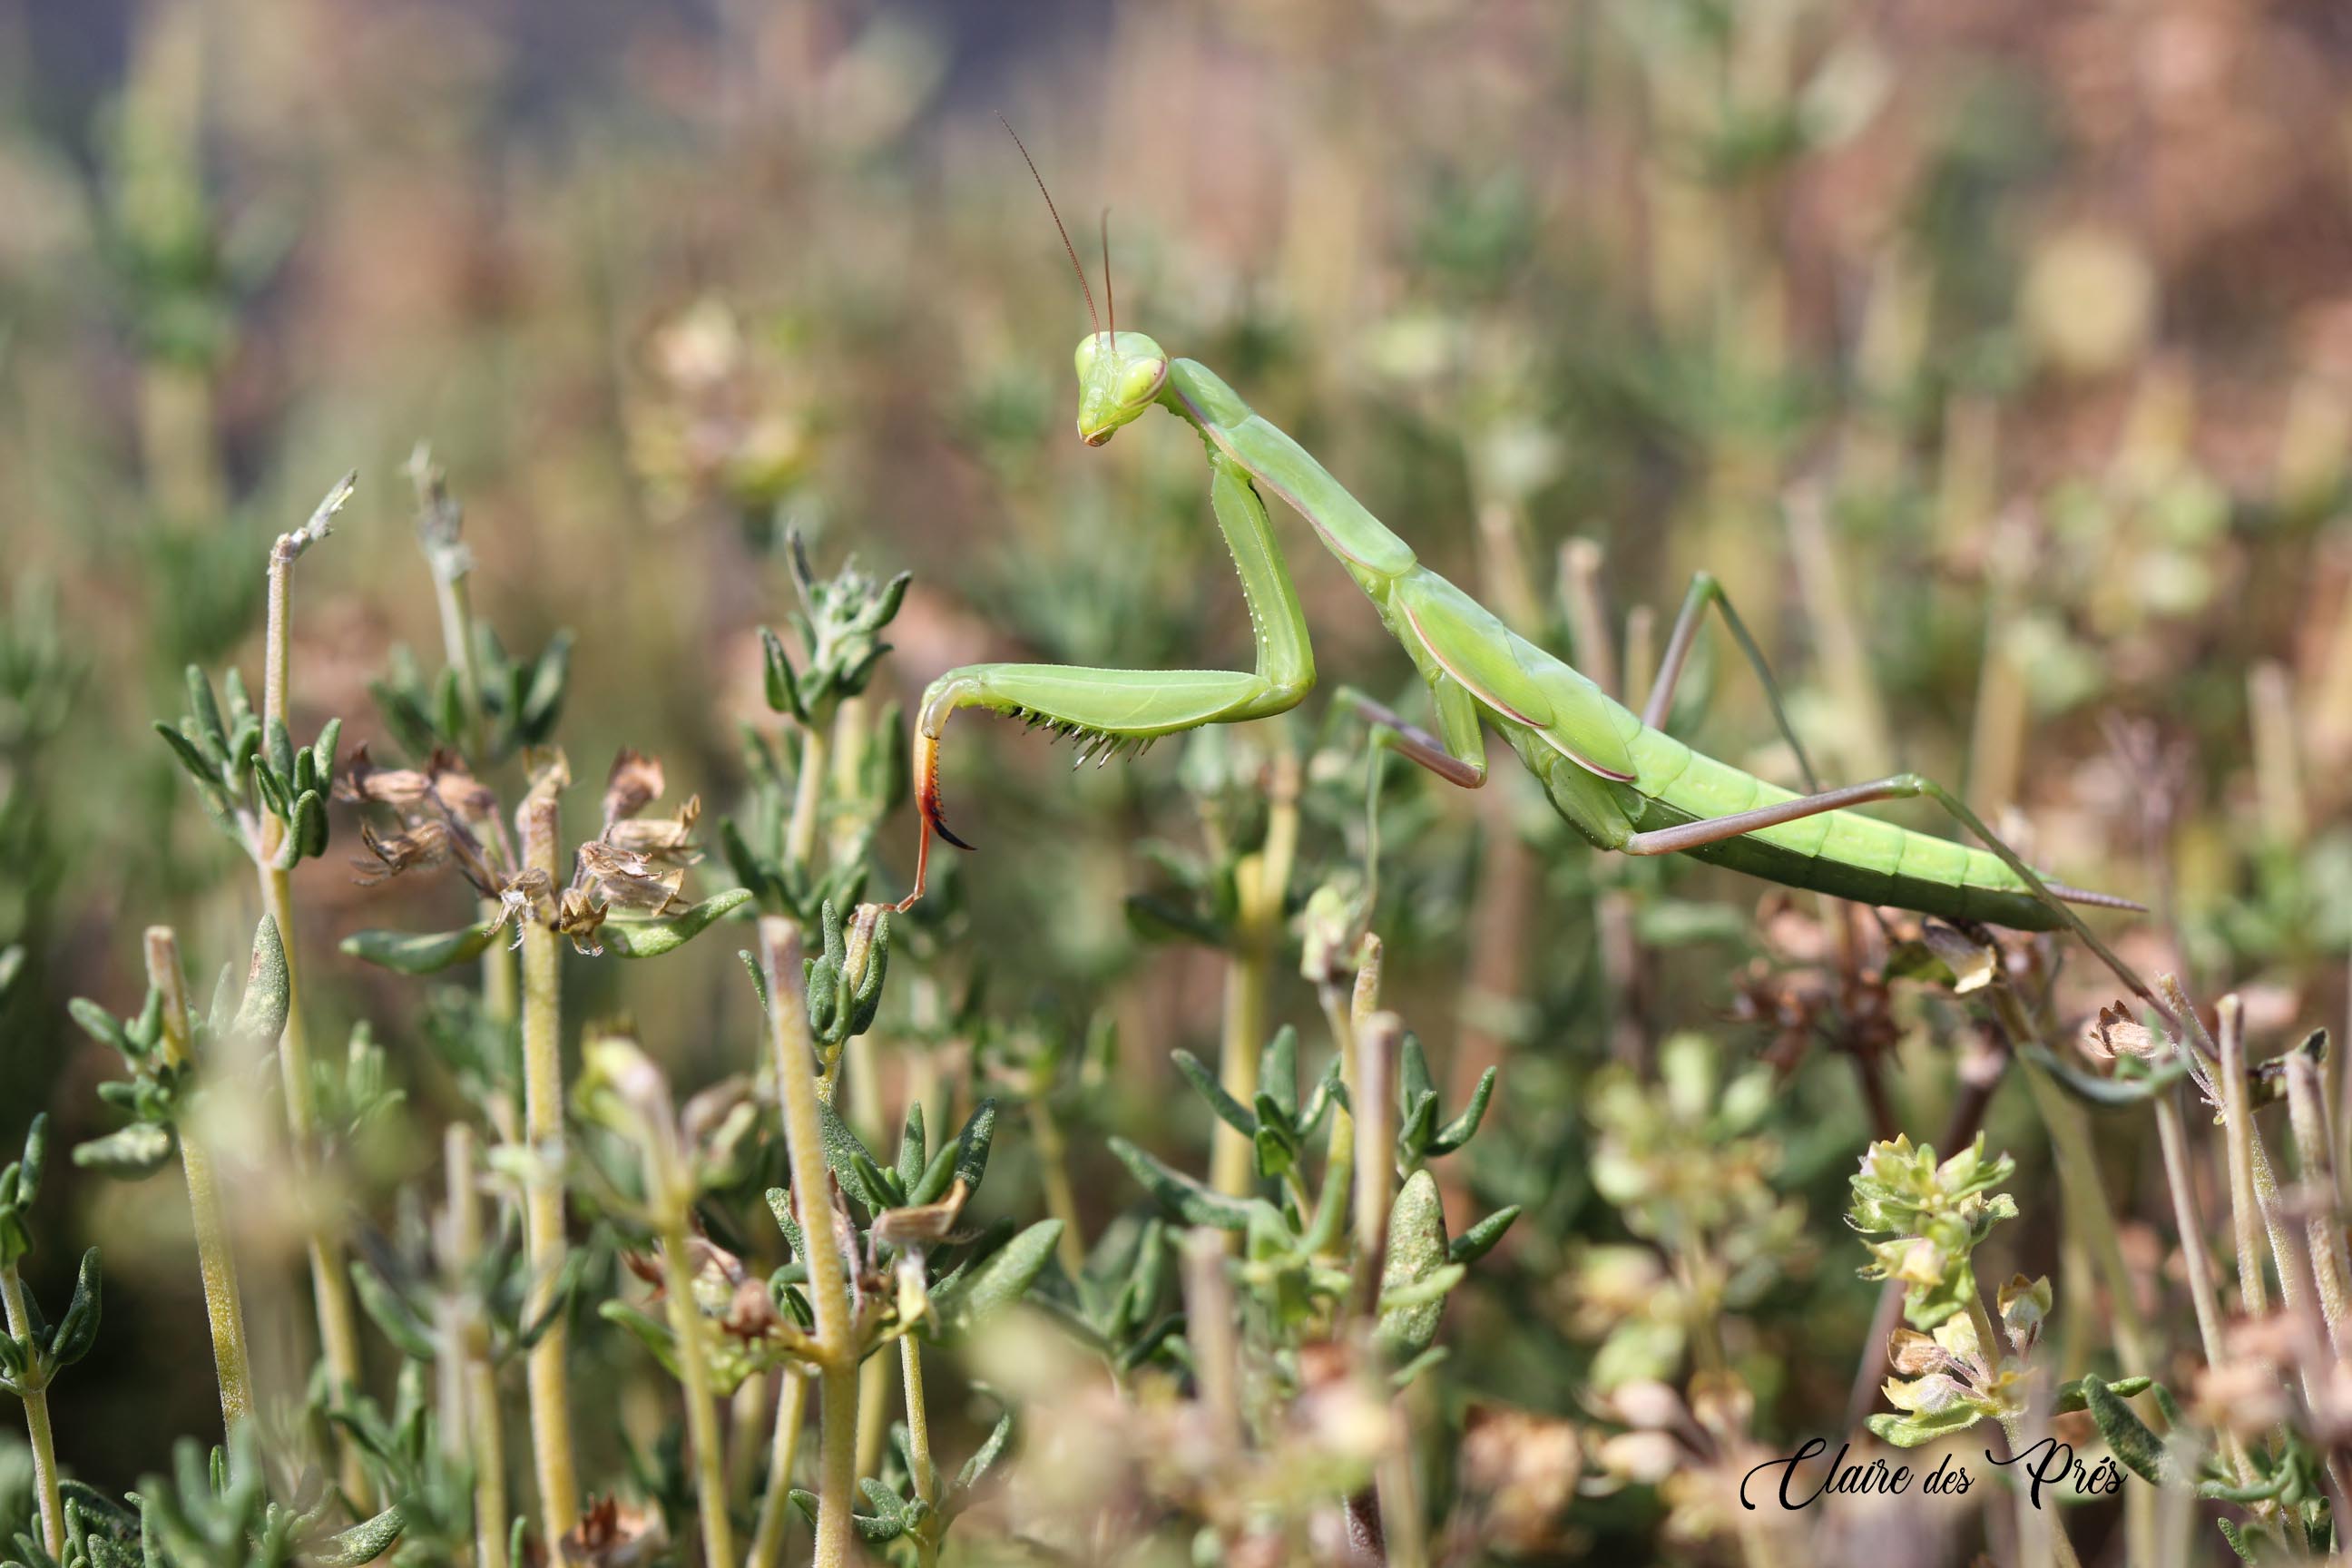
[897,134,2140,966]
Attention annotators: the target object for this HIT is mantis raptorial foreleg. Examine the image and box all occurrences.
[1645,569,1824,794]
[897,454,1315,907]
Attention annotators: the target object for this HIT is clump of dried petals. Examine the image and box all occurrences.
[603,748,666,826]
[607,794,702,866]
[351,819,455,885]
[334,744,431,808]
[2081,1001,2161,1063]
[557,887,610,956]
[426,750,501,826]
[578,841,686,917]
[493,867,553,946]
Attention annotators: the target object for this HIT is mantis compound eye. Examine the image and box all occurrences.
[1074,333,1107,378]
[1118,357,1167,406]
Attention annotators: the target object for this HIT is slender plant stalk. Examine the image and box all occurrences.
[1027,1095,1087,1279]
[2311,539,2352,774]
[1784,485,1893,779]
[1351,1013,1399,1300]
[810,1359,858,1568]
[147,927,256,1446]
[2256,1197,2352,1532]
[1962,503,2034,817]
[1181,1228,1242,1451]
[518,788,577,1543]
[1211,750,1300,1201]
[2243,1127,2308,1305]
[817,904,892,1488]
[1308,942,1382,1265]
[1555,540,1618,701]
[746,1372,809,1568]
[124,5,220,528]
[760,916,858,1568]
[899,1339,939,1568]
[2283,1055,2352,1355]
[418,494,490,767]
[2217,996,2270,1315]
[2152,1091,2256,1468]
[259,534,370,1499]
[0,1269,61,1557]
[1621,603,1657,714]
[467,1301,511,1568]
[432,1132,469,1563]
[2145,1074,2278,1567]
[1967,1296,2081,1568]
[1559,540,1645,1064]
[1373,1436,1426,1568]
[407,469,515,1037]
[2248,662,2308,848]
[1211,877,1271,1203]
[1993,985,2158,1568]
[657,1199,734,1566]
[446,1124,509,1568]
[786,721,828,872]
[1351,1009,1424,1567]
[726,1378,771,1511]
[2195,985,2309,1319]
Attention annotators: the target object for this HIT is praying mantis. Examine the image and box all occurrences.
[894,131,2141,960]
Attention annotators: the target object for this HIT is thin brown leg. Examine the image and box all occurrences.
[1623,769,2166,1028]
[1622,776,1919,858]
[1338,686,1486,789]
[1644,570,1824,793]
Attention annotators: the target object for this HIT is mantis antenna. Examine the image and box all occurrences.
[998,115,1098,338]
[1101,208,1114,338]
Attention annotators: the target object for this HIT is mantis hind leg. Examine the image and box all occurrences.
[1647,569,1824,794]
[1620,770,2159,1012]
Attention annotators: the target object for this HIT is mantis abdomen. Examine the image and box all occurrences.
[1503,693,2066,931]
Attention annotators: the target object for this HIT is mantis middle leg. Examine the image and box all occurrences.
[1646,569,1824,794]
[1334,682,1487,790]
[897,456,1315,908]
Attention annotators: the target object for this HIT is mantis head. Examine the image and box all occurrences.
[1073,329,1168,446]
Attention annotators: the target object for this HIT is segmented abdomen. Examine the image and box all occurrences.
[1621,722,2061,931]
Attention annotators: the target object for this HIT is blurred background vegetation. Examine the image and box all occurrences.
[3,0,2351,1561]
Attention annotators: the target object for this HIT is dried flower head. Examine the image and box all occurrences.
[606,795,702,866]
[494,867,554,943]
[1886,1327,1946,1377]
[426,751,501,826]
[351,819,455,885]
[603,748,666,826]
[577,841,687,917]
[870,1178,972,1253]
[2082,1001,2162,1063]
[334,744,431,808]
[557,887,609,956]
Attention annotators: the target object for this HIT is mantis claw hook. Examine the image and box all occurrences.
[896,729,975,912]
